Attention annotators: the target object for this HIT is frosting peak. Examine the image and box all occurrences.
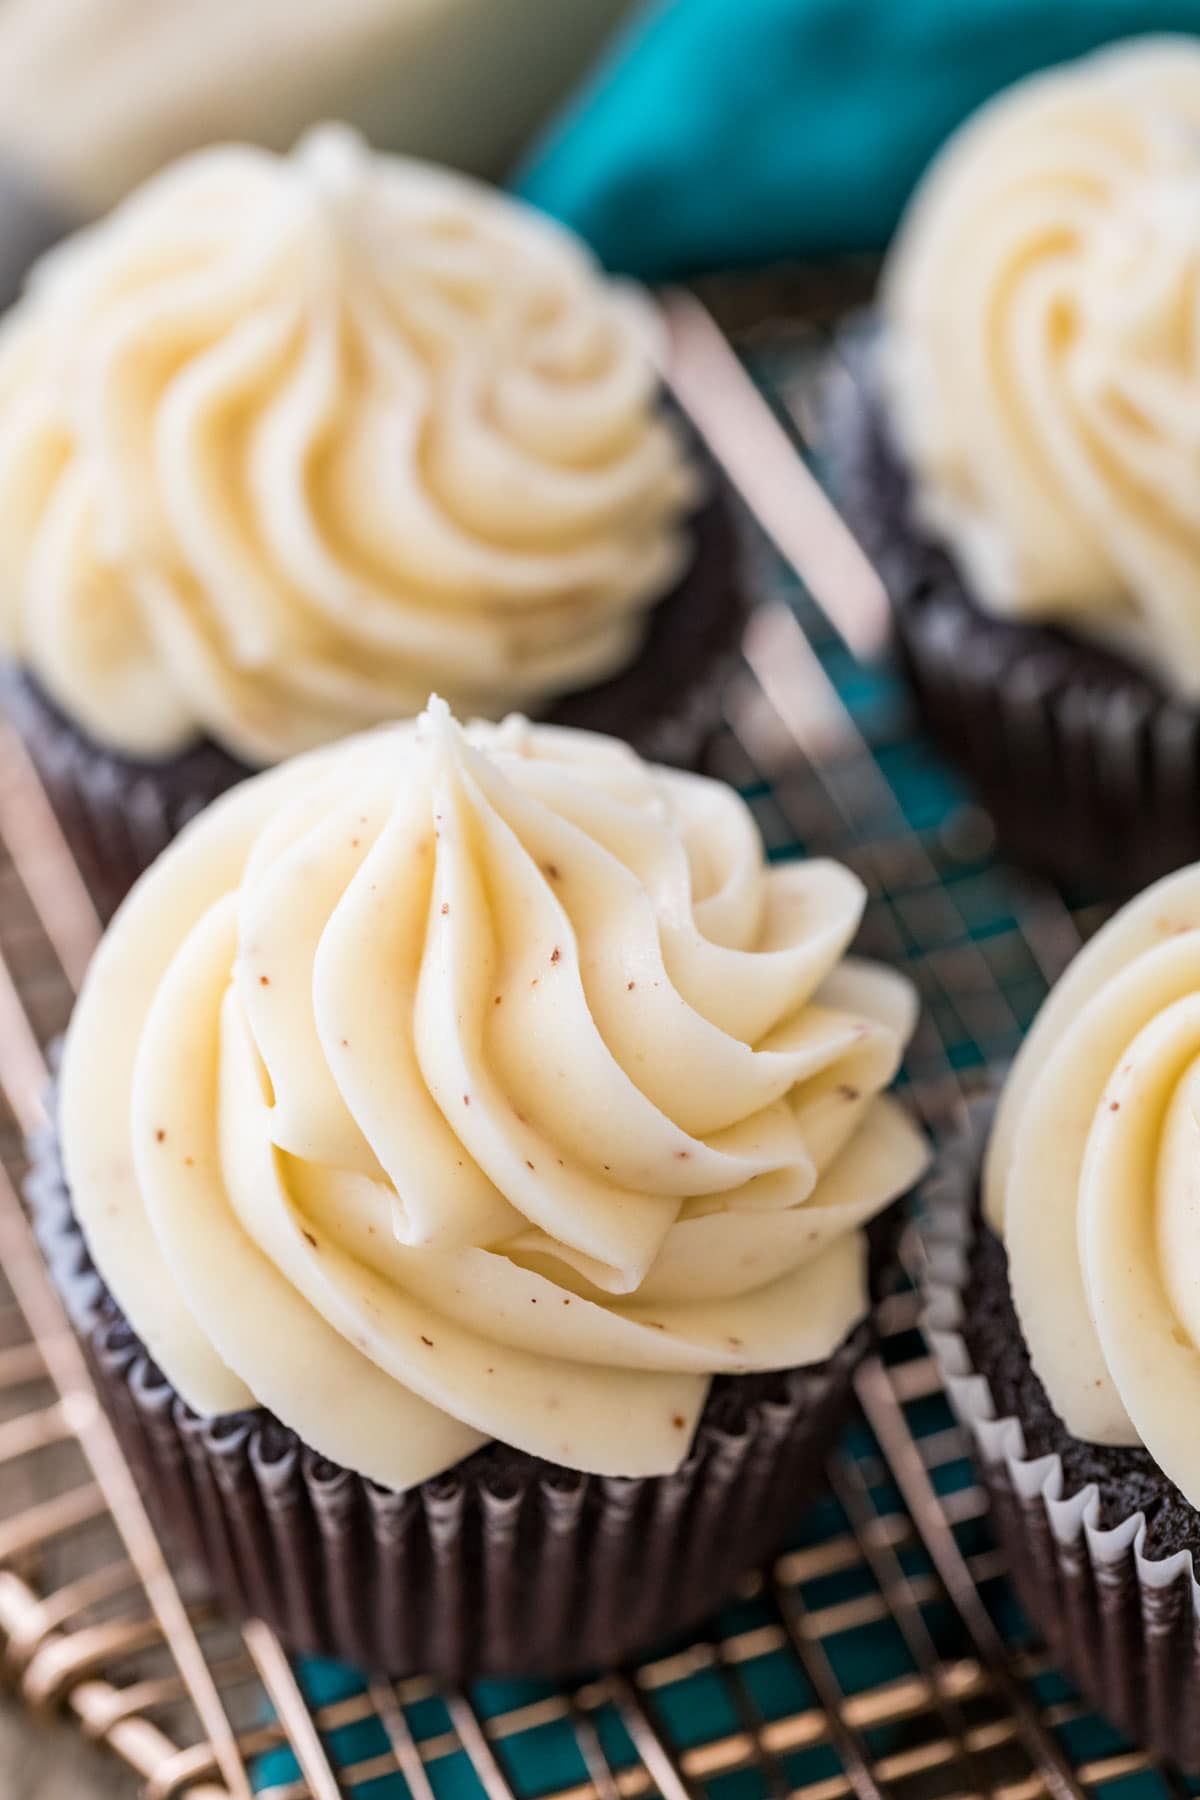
[883,38,1200,695]
[0,129,698,764]
[60,705,926,1488]
[299,121,370,205]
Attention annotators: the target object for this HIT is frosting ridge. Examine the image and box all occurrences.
[986,863,1200,1503]
[883,37,1200,695]
[60,702,926,1488]
[0,127,698,763]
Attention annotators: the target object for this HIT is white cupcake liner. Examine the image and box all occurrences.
[917,1098,1200,1765]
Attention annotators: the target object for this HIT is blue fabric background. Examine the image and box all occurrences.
[516,0,1200,276]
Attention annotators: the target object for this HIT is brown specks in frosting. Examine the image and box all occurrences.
[59,693,924,1488]
[1156,916,1193,938]
[836,1084,860,1102]
[1110,1100,1121,1111]
[259,974,270,987]
[155,1128,166,1143]
[542,862,561,882]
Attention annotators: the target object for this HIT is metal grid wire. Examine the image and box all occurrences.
[0,291,1191,1800]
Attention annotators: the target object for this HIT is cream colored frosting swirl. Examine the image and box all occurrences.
[986,863,1200,1506]
[60,701,926,1489]
[0,126,697,765]
[883,38,1200,695]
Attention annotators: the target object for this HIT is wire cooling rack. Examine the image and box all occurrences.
[0,280,1191,1800]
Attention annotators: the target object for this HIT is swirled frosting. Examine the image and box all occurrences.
[0,126,697,765]
[883,38,1200,695]
[986,863,1200,1506]
[59,700,926,1488]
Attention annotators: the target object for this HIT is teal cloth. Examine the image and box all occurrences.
[515,0,1200,276]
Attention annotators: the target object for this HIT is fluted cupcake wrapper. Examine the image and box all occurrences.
[526,470,751,774]
[1,667,247,918]
[827,322,1200,897]
[28,1104,866,1680]
[917,1099,1200,1768]
[0,438,748,922]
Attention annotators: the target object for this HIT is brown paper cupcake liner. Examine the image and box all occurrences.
[547,467,750,770]
[827,321,1200,896]
[2,453,748,919]
[917,1096,1200,1767]
[1,666,249,919]
[28,1101,872,1680]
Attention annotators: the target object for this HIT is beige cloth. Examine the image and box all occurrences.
[0,0,633,213]
[0,1698,134,1799]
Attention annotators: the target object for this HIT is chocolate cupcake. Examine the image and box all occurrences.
[0,126,744,915]
[31,699,927,1678]
[921,862,1200,1765]
[834,38,1200,895]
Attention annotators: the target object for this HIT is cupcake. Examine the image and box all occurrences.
[922,861,1200,1765]
[0,125,740,915]
[30,698,927,1678]
[835,38,1200,894]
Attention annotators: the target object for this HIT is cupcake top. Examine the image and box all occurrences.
[882,38,1200,697]
[0,127,698,766]
[60,700,926,1489]
[986,863,1200,1507]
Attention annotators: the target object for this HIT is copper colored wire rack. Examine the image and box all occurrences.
[0,282,1187,1800]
